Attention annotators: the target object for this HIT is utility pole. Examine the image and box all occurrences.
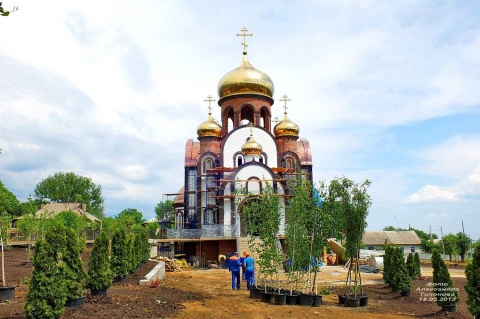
[440,225,445,261]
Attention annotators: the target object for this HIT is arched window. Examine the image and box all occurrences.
[240,105,254,126]
[202,157,215,174]
[237,155,243,167]
[260,107,270,130]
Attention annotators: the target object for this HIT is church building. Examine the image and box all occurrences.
[164,29,313,264]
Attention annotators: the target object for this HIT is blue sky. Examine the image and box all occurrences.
[1,1,479,239]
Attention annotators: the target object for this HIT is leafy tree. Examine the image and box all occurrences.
[25,223,68,319]
[431,249,459,307]
[19,196,39,216]
[0,179,21,217]
[155,199,174,228]
[442,234,457,261]
[111,228,128,279]
[86,231,112,292]
[54,211,87,235]
[116,208,145,231]
[34,172,105,218]
[455,232,471,263]
[465,244,480,317]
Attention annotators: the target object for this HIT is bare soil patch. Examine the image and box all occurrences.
[0,247,473,318]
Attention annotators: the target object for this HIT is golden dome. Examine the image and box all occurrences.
[274,115,300,137]
[197,115,222,138]
[241,135,262,155]
[217,55,274,100]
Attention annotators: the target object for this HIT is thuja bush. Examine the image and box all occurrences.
[383,245,394,286]
[465,244,480,317]
[127,233,136,273]
[406,253,415,278]
[86,231,112,292]
[111,228,128,279]
[64,227,87,300]
[413,252,422,278]
[25,223,68,319]
[431,249,459,307]
[391,247,411,292]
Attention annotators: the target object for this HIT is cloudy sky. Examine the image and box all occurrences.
[1,1,479,239]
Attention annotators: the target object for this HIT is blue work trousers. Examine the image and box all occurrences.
[231,270,240,290]
[245,270,255,290]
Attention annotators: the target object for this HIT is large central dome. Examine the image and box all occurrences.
[217,55,274,100]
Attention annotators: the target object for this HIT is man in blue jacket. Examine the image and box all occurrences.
[243,252,255,290]
[228,252,241,290]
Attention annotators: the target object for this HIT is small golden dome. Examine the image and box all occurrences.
[197,115,222,138]
[274,115,300,138]
[217,55,274,100]
[241,134,262,155]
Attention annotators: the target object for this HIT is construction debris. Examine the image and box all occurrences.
[155,257,183,272]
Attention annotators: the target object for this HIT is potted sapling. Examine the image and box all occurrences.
[0,213,15,303]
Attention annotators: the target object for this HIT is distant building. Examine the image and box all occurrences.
[363,230,422,253]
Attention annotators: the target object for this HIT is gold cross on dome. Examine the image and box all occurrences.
[273,116,280,125]
[237,27,253,54]
[204,95,216,115]
[280,95,291,114]
[248,122,254,136]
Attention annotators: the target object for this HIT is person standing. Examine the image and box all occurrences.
[240,252,247,281]
[228,252,241,290]
[243,252,255,290]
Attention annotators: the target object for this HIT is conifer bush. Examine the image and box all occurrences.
[25,223,68,319]
[64,227,87,300]
[431,249,459,307]
[413,252,422,278]
[86,231,112,292]
[111,228,128,279]
[465,244,480,317]
[406,253,415,278]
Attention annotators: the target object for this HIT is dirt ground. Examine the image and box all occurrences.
[0,246,474,319]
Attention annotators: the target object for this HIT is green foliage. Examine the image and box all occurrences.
[86,231,112,291]
[25,223,68,319]
[238,182,283,291]
[64,227,86,299]
[155,200,174,228]
[145,222,159,238]
[384,246,411,292]
[111,228,129,278]
[0,179,21,217]
[406,253,415,278]
[465,244,480,317]
[116,208,145,231]
[413,252,422,278]
[54,211,87,235]
[455,232,471,262]
[126,233,136,273]
[431,249,459,306]
[18,196,39,216]
[0,3,17,16]
[34,172,105,218]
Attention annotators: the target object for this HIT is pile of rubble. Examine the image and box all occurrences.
[155,256,183,272]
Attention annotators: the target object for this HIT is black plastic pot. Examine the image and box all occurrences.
[0,286,15,303]
[273,293,287,305]
[65,295,86,307]
[347,297,360,307]
[250,287,261,299]
[299,293,314,306]
[286,294,299,305]
[312,294,322,307]
[400,290,411,297]
[260,291,273,303]
[90,288,107,296]
[441,304,457,312]
[360,294,368,307]
[338,294,348,306]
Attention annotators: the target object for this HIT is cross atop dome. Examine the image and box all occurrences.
[280,95,291,114]
[204,94,216,115]
[237,27,253,55]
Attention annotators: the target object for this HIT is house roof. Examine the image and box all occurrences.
[24,203,100,222]
[363,231,421,246]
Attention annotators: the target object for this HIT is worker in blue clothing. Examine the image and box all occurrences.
[243,252,255,290]
[228,252,241,290]
[240,252,247,281]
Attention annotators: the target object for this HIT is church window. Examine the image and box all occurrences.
[240,105,254,125]
[237,155,243,167]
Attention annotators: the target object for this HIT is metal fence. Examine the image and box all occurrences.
[166,224,236,239]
